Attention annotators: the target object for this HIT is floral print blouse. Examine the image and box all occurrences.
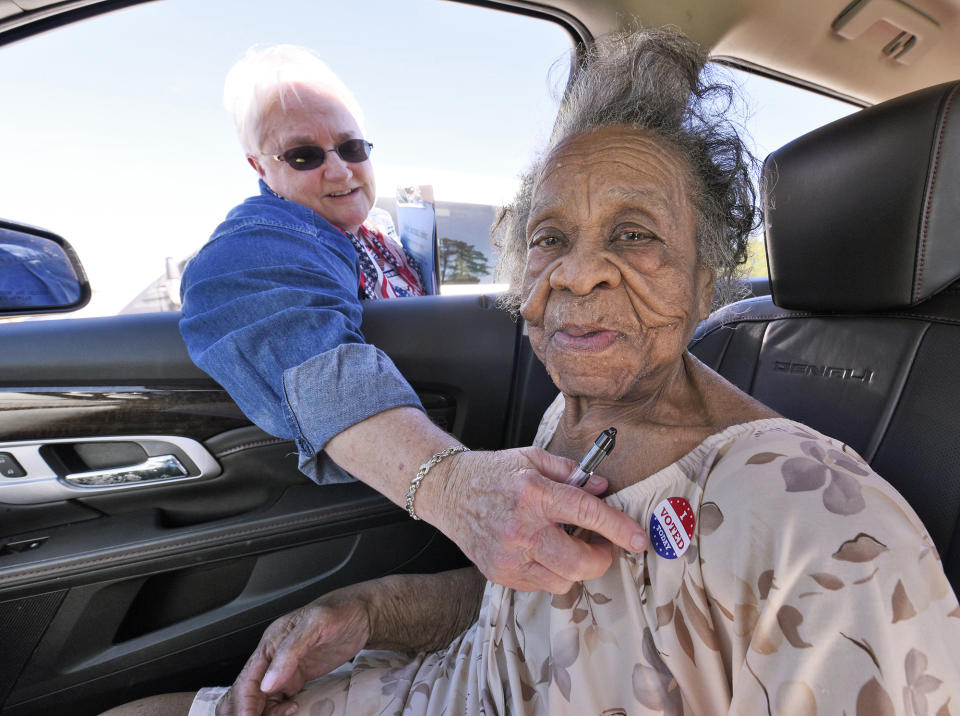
[191,402,960,716]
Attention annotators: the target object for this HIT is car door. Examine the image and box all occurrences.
[0,293,560,715]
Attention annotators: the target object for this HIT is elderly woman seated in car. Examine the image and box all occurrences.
[110,27,960,716]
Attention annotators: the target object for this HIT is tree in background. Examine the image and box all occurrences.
[439,238,490,283]
[744,235,767,278]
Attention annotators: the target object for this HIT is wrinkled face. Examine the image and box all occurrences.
[248,85,375,234]
[520,127,714,401]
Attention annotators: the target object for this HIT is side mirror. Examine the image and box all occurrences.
[0,219,90,316]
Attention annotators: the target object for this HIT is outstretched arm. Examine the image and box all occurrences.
[326,407,649,594]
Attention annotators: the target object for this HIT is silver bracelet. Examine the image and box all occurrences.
[405,445,469,520]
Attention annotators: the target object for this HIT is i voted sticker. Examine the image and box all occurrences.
[649,497,696,559]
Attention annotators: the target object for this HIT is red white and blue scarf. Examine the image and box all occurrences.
[347,223,425,300]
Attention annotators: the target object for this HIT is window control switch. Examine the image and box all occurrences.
[0,453,27,478]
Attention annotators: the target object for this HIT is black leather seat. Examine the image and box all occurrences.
[690,79,960,593]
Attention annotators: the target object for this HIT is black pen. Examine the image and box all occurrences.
[565,427,617,487]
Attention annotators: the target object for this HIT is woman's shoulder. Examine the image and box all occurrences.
[698,418,861,464]
[704,419,881,502]
[186,191,358,279]
[700,418,933,551]
[696,420,958,712]
[215,192,342,241]
[706,417,866,470]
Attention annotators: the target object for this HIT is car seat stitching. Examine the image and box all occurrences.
[215,436,291,458]
[698,310,960,334]
[916,82,960,303]
[863,322,930,463]
[746,320,771,393]
[886,311,960,325]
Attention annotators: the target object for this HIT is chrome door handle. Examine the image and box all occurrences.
[0,435,221,504]
[64,454,188,487]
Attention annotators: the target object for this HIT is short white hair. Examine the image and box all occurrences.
[223,43,365,155]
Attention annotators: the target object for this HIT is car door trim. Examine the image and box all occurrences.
[0,485,400,593]
[0,435,221,504]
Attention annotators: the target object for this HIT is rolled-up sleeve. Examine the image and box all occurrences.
[179,198,423,484]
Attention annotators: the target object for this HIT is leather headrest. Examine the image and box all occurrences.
[763,80,960,312]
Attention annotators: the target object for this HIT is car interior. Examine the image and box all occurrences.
[0,0,958,713]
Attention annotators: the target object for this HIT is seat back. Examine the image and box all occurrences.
[691,80,960,593]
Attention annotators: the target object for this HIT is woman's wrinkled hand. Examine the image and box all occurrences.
[425,447,649,594]
[216,593,370,716]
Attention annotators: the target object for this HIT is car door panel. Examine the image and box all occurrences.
[0,293,546,714]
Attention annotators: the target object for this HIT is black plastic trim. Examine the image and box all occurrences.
[0,0,159,48]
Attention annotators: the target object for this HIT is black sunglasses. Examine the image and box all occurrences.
[268,139,373,171]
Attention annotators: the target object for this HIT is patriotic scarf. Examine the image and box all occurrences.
[346,223,426,300]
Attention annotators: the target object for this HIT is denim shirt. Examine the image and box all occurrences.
[179,180,423,484]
